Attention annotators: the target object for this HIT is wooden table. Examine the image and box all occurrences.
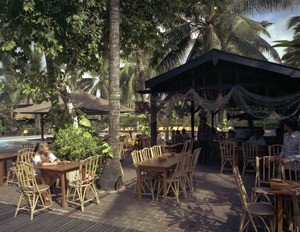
[270,179,300,232]
[39,161,80,208]
[136,153,179,202]
[0,153,18,186]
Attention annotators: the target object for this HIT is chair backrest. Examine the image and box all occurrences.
[219,141,236,158]
[141,147,152,160]
[78,155,100,183]
[191,148,201,171]
[280,158,300,181]
[14,161,39,191]
[150,145,163,158]
[131,150,143,166]
[242,142,259,159]
[17,151,35,164]
[233,166,250,211]
[18,148,34,155]
[118,143,125,158]
[255,156,280,187]
[268,144,282,156]
[181,140,192,154]
[292,188,300,231]
[22,143,35,149]
[173,154,188,179]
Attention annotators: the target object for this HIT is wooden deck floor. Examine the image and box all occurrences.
[0,202,140,232]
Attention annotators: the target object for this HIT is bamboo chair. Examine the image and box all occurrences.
[141,147,153,160]
[22,143,35,149]
[252,156,280,203]
[14,161,52,220]
[181,140,193,154]
[292,188,300,232]
[66,155,100,212]
[242,142,259,175]
[150,145,163,158]
[268,144,282,156]
[183,148,201,192]
[280,158,300,229]
[131,150,157,200]
[156,154,188,202]
[219,141,237,174]
[233,166,276,232]
[6,149,35,186]
[280,158,300,181]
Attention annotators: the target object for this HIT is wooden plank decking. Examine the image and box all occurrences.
[0,202,140,232]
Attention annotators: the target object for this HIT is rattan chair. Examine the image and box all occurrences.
[184,148,201,192]
[252,156,280,203]
[141,147,153,160]
[14,161,52,220]
[233,166,276,232]
[6,149,35,186]
[150,145,163,158]
[219,141,237,173]
[181,140,193,154]
[292,188,300,232]
[280,158,300,181]
[131,150,157,200]
[66,155,100,212]
[242,142,259,175]
[156,154,188,202]
[268,144,282,157]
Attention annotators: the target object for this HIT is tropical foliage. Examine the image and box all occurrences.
[274,16,300,67]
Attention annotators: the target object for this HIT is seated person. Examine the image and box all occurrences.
[225,129,238,147]
[181,128,190,141]
[33,142,61,189]
[248,129,267,148]
[174,130,184,144]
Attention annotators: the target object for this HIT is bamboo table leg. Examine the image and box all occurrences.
[137,167,142,200]
[276,194,283,232]
[163,169,167,202]
[60,173,67,208]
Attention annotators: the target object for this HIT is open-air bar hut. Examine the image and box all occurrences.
[139,49,300,145]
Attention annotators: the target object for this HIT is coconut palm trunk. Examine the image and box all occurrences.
[99,0,123,191]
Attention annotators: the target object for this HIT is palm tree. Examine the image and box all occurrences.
[99,0,122,191]
[274,16,300,67]
[151,0,299,72]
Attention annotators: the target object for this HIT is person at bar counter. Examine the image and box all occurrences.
[248,128,267,148]
[33,142,61,190]
[280,116,300,158]
[197,116,212,164]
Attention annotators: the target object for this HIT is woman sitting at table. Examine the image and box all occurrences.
[33,142,61,190]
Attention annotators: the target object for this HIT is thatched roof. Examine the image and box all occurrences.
[14,91,133,115]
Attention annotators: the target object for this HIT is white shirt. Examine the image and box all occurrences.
[280,131,300,158]
[33,152,58,175]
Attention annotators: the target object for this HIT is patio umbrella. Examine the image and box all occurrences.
[14,91,133,139]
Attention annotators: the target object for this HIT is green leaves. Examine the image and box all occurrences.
[51,126,112,161]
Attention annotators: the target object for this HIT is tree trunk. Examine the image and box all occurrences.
[99,0,122,191]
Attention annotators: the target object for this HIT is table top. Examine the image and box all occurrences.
[39,161,81,174]
[270,179,300,195]
[137,153,179,170]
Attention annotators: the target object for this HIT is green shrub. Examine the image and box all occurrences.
[51,126,112,162]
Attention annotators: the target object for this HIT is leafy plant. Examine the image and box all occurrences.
[50,115,113,162]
